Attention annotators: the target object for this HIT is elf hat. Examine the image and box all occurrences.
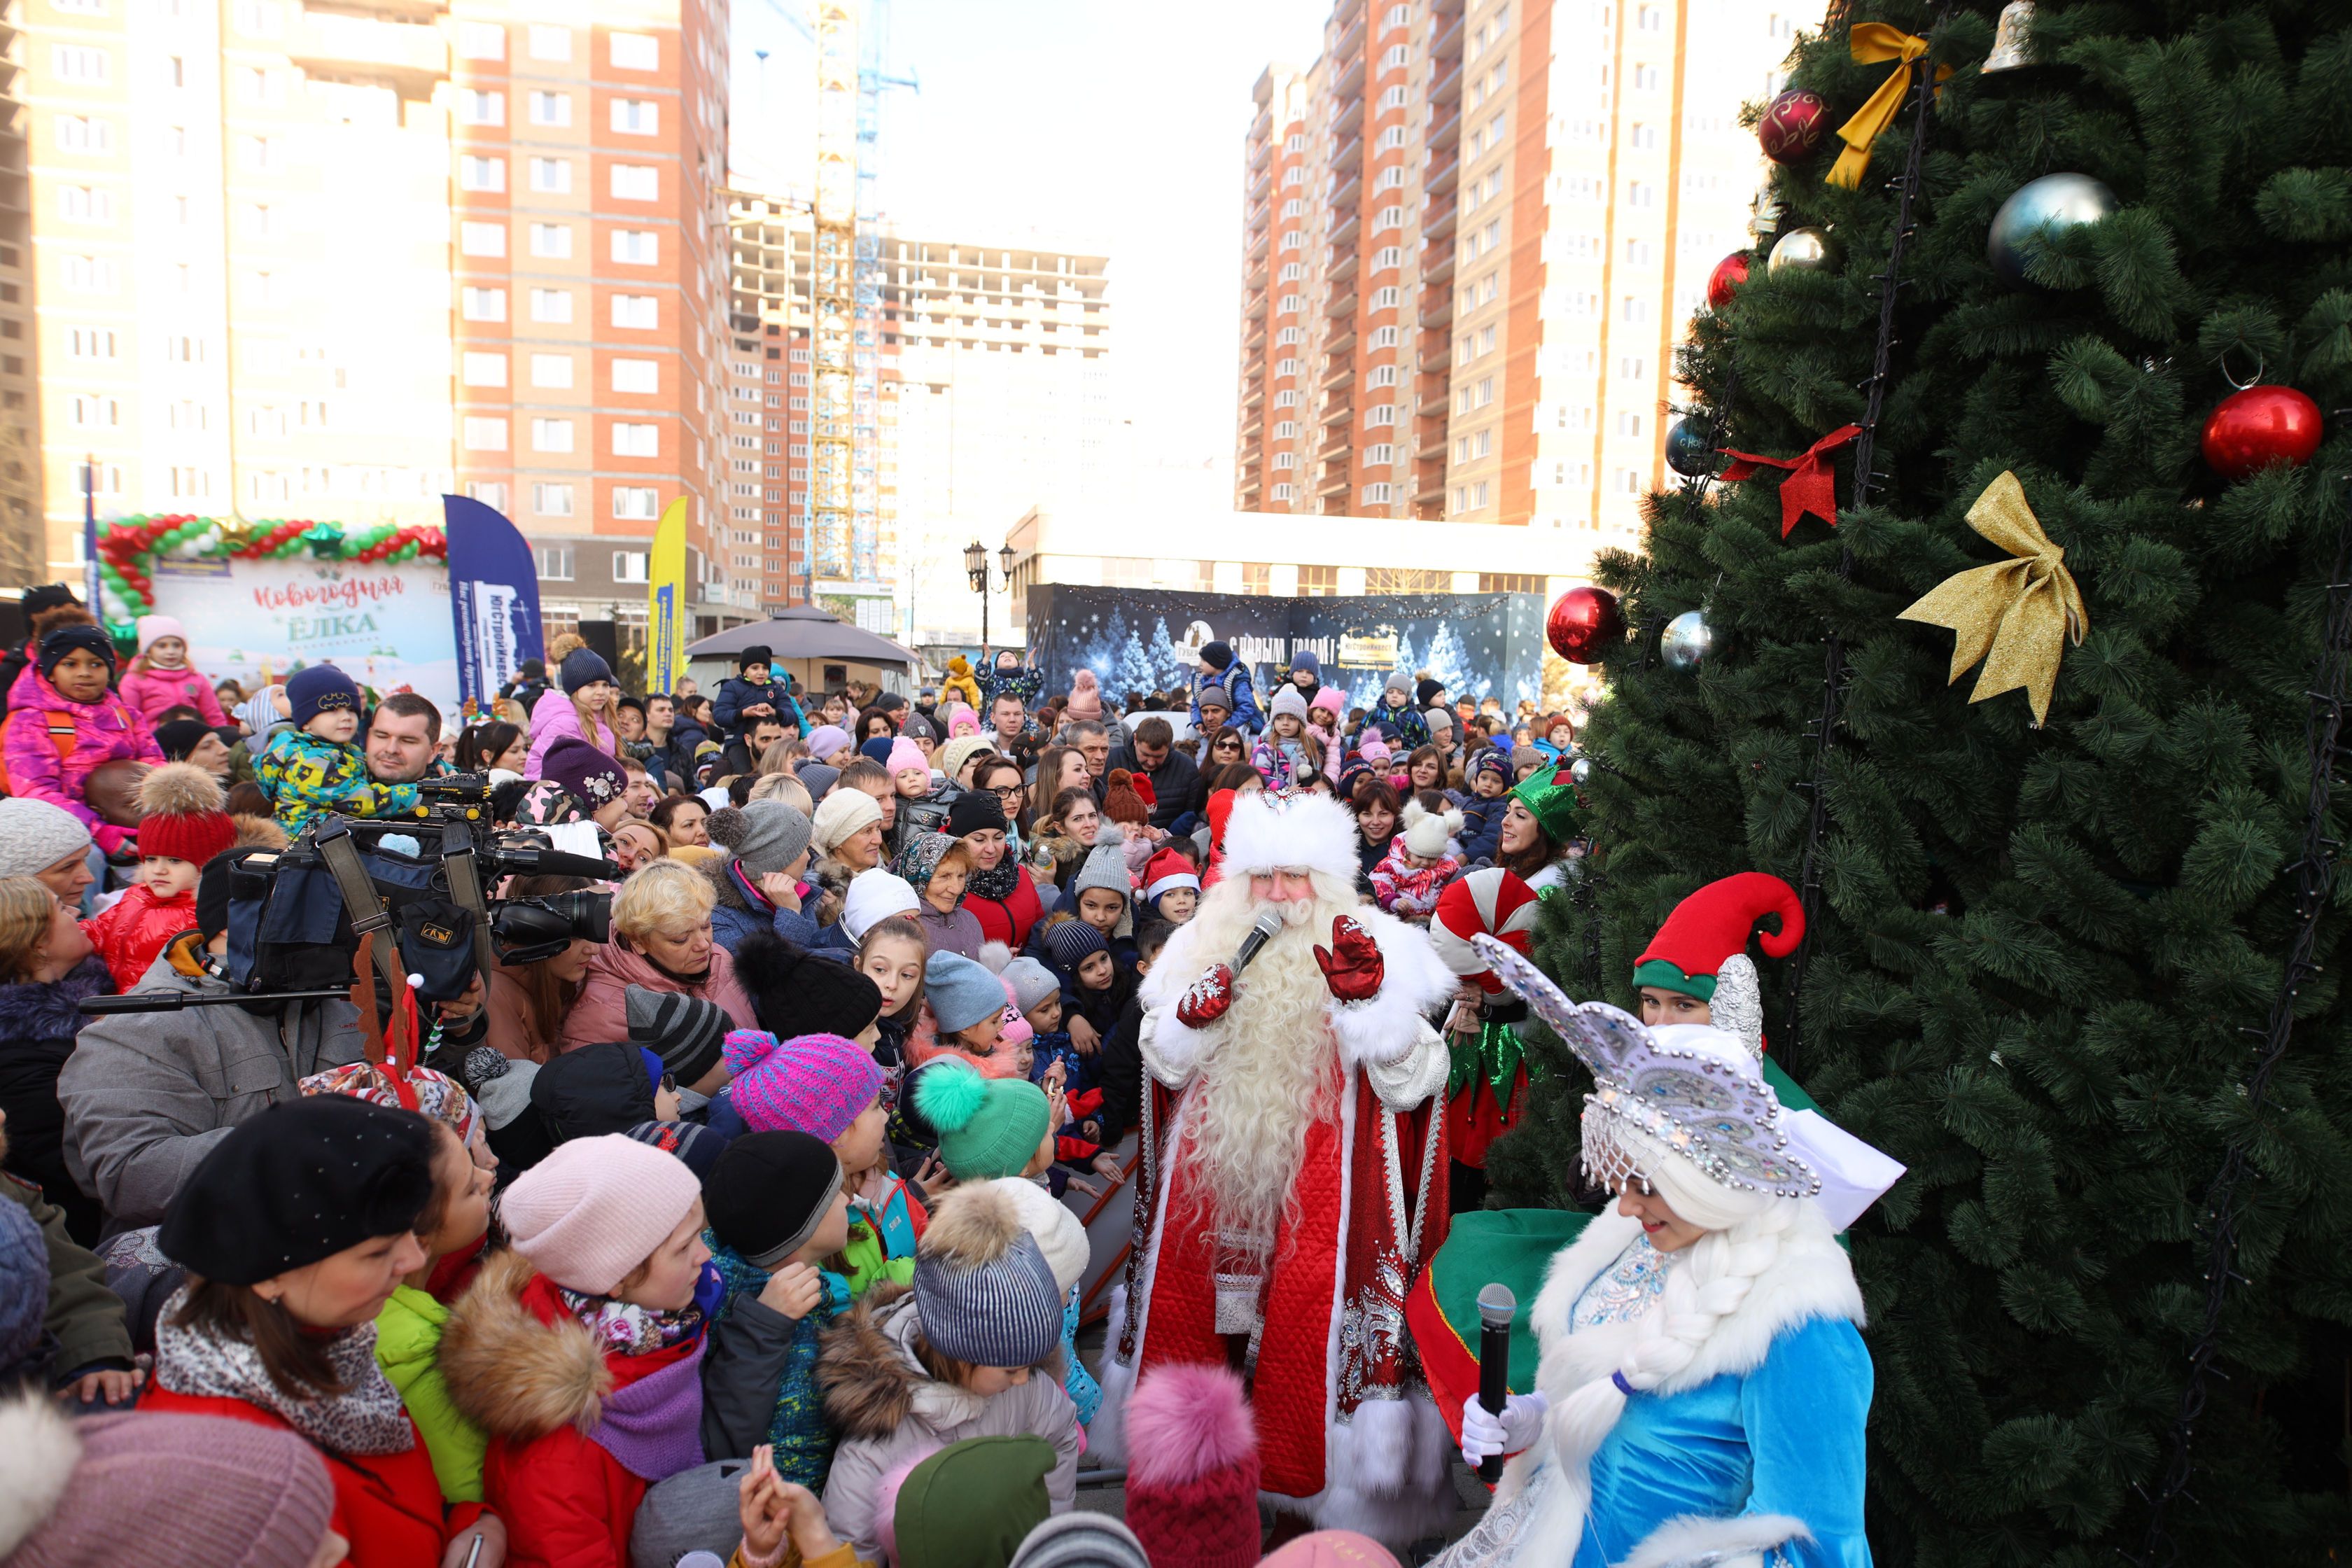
[1509,765,1581,844]
[1631,872,1804,1059]
[1143,848,1200,904]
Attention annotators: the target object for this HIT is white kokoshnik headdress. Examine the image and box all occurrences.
[1472,934,1821,1200]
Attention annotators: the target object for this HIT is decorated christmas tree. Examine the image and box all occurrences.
[1485,3,2352,1560]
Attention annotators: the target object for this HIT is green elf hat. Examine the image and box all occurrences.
[1630,872,1805,1003]
[1510,766,1582,844]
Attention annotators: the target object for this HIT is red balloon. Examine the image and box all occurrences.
[2202,385,2324,480]
[1548,587,1625,665]
[1707,253,1751,311]
[1758,88,1830,164]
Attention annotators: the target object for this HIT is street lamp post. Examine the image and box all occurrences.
[962,540,1018,657]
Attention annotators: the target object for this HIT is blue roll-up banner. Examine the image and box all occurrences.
[441,493,544,718]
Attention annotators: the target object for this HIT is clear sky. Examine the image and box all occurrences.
[727,0,1331,498]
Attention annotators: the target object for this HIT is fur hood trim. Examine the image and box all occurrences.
[0,954,109,1040]
[702,854,757,913]
[818,1287,926,1442]
[438,1248,611,1443]
[0,1394,78,1555]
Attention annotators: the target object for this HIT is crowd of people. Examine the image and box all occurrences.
[0,582,1885,1568]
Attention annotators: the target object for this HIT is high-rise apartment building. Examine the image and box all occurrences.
[17,0,738,638]
[0,15,43,591]
[726,190,1113,642]
[1235,0,1797,545]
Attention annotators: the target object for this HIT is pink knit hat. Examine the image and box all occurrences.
[1309,686,1345,718]
[944,704,979,738]
[1359,737,1392,765]
[1123,1363,1262,1568]
[886,737,928,778]
[500,1133,704,1294]
[722,1029,883,1142]
[1066,668,1104,722]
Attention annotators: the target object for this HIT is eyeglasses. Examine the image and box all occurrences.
[992,785,1025,800]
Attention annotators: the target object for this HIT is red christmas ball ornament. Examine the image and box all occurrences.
[1758,88,1830,164]
[2202,385,2324,480]
[1706,253,1750,311]
[1548,586,1625,665]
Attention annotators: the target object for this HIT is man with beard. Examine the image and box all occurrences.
[1093,790,1459,1548]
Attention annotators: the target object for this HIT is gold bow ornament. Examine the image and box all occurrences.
[1828,23,1952,189]
[1896,471,2087,727]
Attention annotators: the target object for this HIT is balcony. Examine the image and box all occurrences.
[1242,385,1266,409]
[1325,328,1357,356]
[1328,171,1361,214]
[1322,397,1354,427]
[1320,469,1352,496]
[1423,197,1457,234]
[1431,60,1462,106]
[1240,416,1264,442]
[1428,107,1461,153]
[1320,427,1353,458]
[1429,6,1465,65]
[1423,246,1455,286]
[1327,211,1360,251]
[1249,137,1272,173]
[1322,358,1356,391]
[1247,226,1270,262]
[1420,296,1452,330]
[1326,290,1357,319]
[1419,388,1450,417]
[1246,264,1268,294]
[1329,134,1363,174]
[287,6,448,102]
[1327,248,1359,286]
[1427,152,1459,197]
[1249,167,1273,202]
[1246,291,1268,321]
[1329,85,1364,134]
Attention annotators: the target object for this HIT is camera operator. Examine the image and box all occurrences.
[364,692,446,787]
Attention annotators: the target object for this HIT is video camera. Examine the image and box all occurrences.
[212,773,615,1004]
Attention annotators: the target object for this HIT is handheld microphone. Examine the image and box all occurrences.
[1476,1282,1516,1483]
[1232,909,1284,976]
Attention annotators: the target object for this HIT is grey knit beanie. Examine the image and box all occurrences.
[1000,958,1062,1016]
[0,798,92,878]
[708,799,813,878]
[1007,1513,1152,1568]
[913,1228,1064,1368]
[1070,825,1128,904]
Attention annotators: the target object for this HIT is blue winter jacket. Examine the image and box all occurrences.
[1190,658,1263,735]
[713,677,808,741]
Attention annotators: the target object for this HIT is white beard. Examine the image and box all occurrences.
[1171,878,1357,1240]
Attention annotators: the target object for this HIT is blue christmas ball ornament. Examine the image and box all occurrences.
[1665,417,1720,477]
[1987,173,2118,288]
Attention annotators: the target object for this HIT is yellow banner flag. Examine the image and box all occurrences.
[648,496,689,695]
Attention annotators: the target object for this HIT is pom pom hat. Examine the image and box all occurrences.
[503,1133,704,1294]
[1630,872,1805,1003]
[131,762,236,865]
[912,1182,1065,1367]
[915,1058,1051,1180]
[1398,799,1462,860]
[1216,790,1359,883]
[722,1030,883,1141]
[1123,1363,1263,1568]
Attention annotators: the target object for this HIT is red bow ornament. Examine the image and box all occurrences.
[1719,424,1862,537]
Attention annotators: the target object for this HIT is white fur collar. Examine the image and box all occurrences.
[1529,1205,1863,1405]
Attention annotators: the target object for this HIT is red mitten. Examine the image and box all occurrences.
[1314,915,1385,1002]
[1175,962,1237,1028]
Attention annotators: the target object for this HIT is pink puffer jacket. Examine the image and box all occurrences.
[118,662,229,728]
[524,687,617,780]
[3,664,163,852]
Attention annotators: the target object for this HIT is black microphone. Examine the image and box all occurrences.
[1232,909,1284,976]
[1476,1282,1516,1483]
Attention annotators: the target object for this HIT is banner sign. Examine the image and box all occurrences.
[649,497,689,695]
[442,493,543,718]
[1023,585,1547,713]
[150,554,460,718]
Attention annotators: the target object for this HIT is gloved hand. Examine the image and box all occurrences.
[1459,1390,1550,1468]
[1314,915,1385,1002]
[1175,963,1236,1028]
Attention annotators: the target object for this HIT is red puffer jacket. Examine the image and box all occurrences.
[141,1387,481,1568]
[80,884,199,990]
[967,863,1043,950]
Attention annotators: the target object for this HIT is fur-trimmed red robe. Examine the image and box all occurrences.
[1091,903,1461,1547]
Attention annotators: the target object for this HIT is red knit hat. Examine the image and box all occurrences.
[1631,872,1805,1002]
[133,762,237,866]
[1123,1362,1261,1568]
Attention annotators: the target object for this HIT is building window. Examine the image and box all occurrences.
[68,394,119,428]
[1617,410,1644,436]
[1616,468,1642,493]
[612,486,659,521]
[1273,420,1298,440]
[458,89,503,126]
[1373,246,1404,272]
[458,156,503,192]
[528,158,571,194]
[1634,63,1661,90]
[531,418,574,453]
[533,540,574,573]
[461,287,506,321]
[1296,564,1339,596]
[528,91,570,126]
[1369,365,1398,387]
[610,31,659,69]
[1362,482,1393,504]
[1273,482,1296,501]
[612,358,659,393]
[52,46,109,83]
[531,288,573,323]
[527,24,570,59]
[461,351,506,386]
[56,115,112,154]
[612,295,658,329]
[1369,567,1452,592]
[611,99,659,134]
[529,223,571,258]
[611,550,650,583]
[1273,452,1296,470]
[64,255,115,293]
[611,164,659,202]
[456,20,504,58]
[66,326,117,359]
[610,230,658,265]
[461,221,505,257]
[1479,573,1544,594]
[462,416,507,451]
[528,354,573,388]
[1241,562,1273,596]
[612,422,659,456]
[1370,326,1400,349]
[1274,388,1299,408]
[1364,443,1396,466]
[1365,404,1396,427]
[465,481,507,512]
[59,187,113,223]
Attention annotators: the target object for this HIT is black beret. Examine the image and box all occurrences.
[159,1096,435,1284]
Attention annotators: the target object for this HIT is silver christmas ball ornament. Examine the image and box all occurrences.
[1569,757,1595,786]
[1767,225,1840,276]
[1987,173,2118,288]
[1660,610,1714,671]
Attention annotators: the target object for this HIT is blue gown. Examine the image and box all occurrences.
[1440,1238,1872,1568]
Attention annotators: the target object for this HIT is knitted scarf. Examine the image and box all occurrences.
[967,858,1021,903]
[153,1285,414,1456]
[556,1261,724,1355]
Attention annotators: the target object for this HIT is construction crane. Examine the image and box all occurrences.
[758,0,916,602]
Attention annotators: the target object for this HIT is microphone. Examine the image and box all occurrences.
[1476,1282,1516,1483]
[1232,909,1284,976]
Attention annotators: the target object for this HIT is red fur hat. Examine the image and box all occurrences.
[133,762,236,867]
[1122,1363,1261,1568]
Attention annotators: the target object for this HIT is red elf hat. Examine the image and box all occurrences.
[1630,872,1805,1002]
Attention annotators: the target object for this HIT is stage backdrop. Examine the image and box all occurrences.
[150,554,460,716]
[1022,585,1546,713]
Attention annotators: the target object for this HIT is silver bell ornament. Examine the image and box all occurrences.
[1660,609,1714,672]
[1768,225,1840,276]
[1987,173,2118,288]
[1980,1,2037,72]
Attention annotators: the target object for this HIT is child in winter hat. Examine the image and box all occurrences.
[918,948,1016,1072]
[118,613,229,729]
[807,724,855,766]
[887,737,932,801]
[987,1176,1100,1425]
[912,1058,1054,1182]
[813,1180,1079,1562]
[256,662,419,834]
[699,1129,858,1488]
[441,1134,715,1567]
[842,866,923,943]
[79,762,236,989]
[1142,847,1200,923]
[5,624,164,856]
[1371,797,1464,923]
[1064,669,1104,723]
